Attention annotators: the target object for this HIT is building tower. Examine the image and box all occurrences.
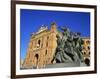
[22,22,57,69]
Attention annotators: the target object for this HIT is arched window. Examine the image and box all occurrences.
[46,36,49,47]
[45,50,47,55]
[87,46,90,50]
[37,40,41,48]
[38,40,41,45]
[89,52,90,55]
[86,40,90,44]
[85,58,90,66]
[84,52,86,55]
[35,54,39,60]
[35,54,39,68]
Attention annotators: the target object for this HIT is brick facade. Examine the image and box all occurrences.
[23,23,57,68]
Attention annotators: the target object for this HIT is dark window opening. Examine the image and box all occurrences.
[37,40,41,48]
[35,54,39,68]
[45,50,47,55]
[86,40,90,44]
[35,54,39,59]
[84,52,86,55]
[89,52,90,55]
[38,40,41,45]
[85,58,90,66]
[88,46,90,50]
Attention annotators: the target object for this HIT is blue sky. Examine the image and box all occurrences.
[20,9,90,60]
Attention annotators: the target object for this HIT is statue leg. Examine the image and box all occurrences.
[55,52,62,63]
[62,51,73,63]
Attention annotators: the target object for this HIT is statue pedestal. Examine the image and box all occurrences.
[45,62,86,68]
[21,62,86,69]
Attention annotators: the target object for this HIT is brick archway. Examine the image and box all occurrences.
[35,54,39,68]
[84,58,90,66]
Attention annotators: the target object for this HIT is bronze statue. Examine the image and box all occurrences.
[52,27,84,64]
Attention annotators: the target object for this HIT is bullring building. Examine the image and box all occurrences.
[22,22,90,69]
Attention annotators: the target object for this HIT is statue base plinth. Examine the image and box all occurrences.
[45,62,86,68]
[21,62,86,69]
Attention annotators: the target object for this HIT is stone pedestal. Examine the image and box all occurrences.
[21,62,86,69]
[45,62,86,68]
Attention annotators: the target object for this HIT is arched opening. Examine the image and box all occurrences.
[35,54,39,68]
[86,40,90,44]
[89,52,90,55]
[35,54,39,59]
[45,50,47,55]
[85,58,90,66]
[37,40,41,48]
[88,46,90,50]
[38,40,41,45]
[84,52,86,55]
